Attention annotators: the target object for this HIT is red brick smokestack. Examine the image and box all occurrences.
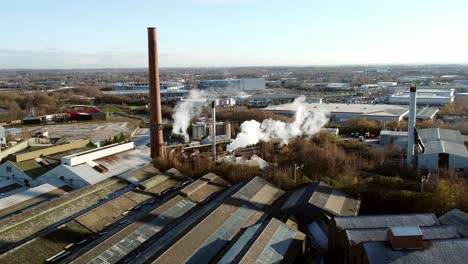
[147,27,165,159]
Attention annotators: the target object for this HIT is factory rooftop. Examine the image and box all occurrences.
[279,181,359,224]
[439,209,468,237]
[265,102,410,122]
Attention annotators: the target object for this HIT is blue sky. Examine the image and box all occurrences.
[1,0,467,68]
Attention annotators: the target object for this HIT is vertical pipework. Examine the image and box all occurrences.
[212,100,217,161]
[147,27,165,159]
[406,85,417,166]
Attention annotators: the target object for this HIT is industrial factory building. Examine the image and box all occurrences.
[0,169,358,264]
[1,164,467,264]
[0,138,152,190]
[416,128,468,173]
[388,88,455,106]
[237,93,300,108]
[326,213,467,264]
[265,102,410,122]
[197,78,265,91]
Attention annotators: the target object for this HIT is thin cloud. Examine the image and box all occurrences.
[192,0,256,4]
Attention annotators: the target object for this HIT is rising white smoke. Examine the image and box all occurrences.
[227,96,329,151]
[172,89,207,137]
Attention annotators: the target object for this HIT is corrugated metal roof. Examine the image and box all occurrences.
[422,140,468,157]
[218,223,264,264]
[334,213,440,230]
[238,218,305,264]
[52,148,152,185]
[281,182,358,217]
[0,181,66,211]
[417,128,465,144]
[439,209,468,238]
[88,197,196,264]
[415,107,439,119]
[380,130,408,136]
[346,226,460,247]
[131,184,242,264]
[362,238,468,264]
[306,219,328,252]
[265,103,409,117]
[231,176,285,210]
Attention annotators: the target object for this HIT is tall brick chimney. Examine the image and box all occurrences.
[147,27,165,159]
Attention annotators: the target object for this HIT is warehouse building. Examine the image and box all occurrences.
[236,93,300,108]
[327,213,460,263]
[2,162,467,264]
[265,103,409,122]
[197,78,265,91]
[389,89,455,106]
[40,142,152,188]
[416,128,468,173]
[0,140,91,188]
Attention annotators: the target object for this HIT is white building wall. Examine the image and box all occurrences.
[0,126,5,145]
[61,142,134,166]
[0,161,38,187]
[39,165,88,188]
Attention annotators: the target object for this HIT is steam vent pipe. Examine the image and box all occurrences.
[147,27,165,159]
[406,85,417,166]
[212,100,217,161]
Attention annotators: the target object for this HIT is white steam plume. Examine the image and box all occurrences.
[172,89,207,137]
[227,96,329,151]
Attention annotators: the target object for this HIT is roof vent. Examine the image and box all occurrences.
[387,226,423,250]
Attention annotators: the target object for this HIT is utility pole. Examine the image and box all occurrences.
[421,171,430,193]
[294,163,304,184]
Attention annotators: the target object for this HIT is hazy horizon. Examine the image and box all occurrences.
[2,0,468,69]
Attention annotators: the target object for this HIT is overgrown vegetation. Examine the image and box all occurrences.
[155,132,468,216]
[0,87,101,122]
[438,99,468,116]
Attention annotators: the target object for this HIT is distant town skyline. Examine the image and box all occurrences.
[1,0,468,69]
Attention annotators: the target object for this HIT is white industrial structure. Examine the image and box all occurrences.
[416,128,468,173]
[265,103,409,122]
[326,83,351,89]
[191,121,231,143]
[61,142,134,166]
[0,126,5,145]
[407,86,417,166]
[0,141,150,190]
[377,82,398,87]
[197,78,265,91]
[389,88,455,106]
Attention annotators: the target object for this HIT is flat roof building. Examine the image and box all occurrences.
[265,103,409,122]
[389,89,454,106]
[198,78,265,91]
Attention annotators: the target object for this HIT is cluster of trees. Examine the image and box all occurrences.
[438,99,468,116]
[0,92,61,121]
[0,87,102,122]
[102,133,129,146]
[155,130,467,215]
[93,94,148,106]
